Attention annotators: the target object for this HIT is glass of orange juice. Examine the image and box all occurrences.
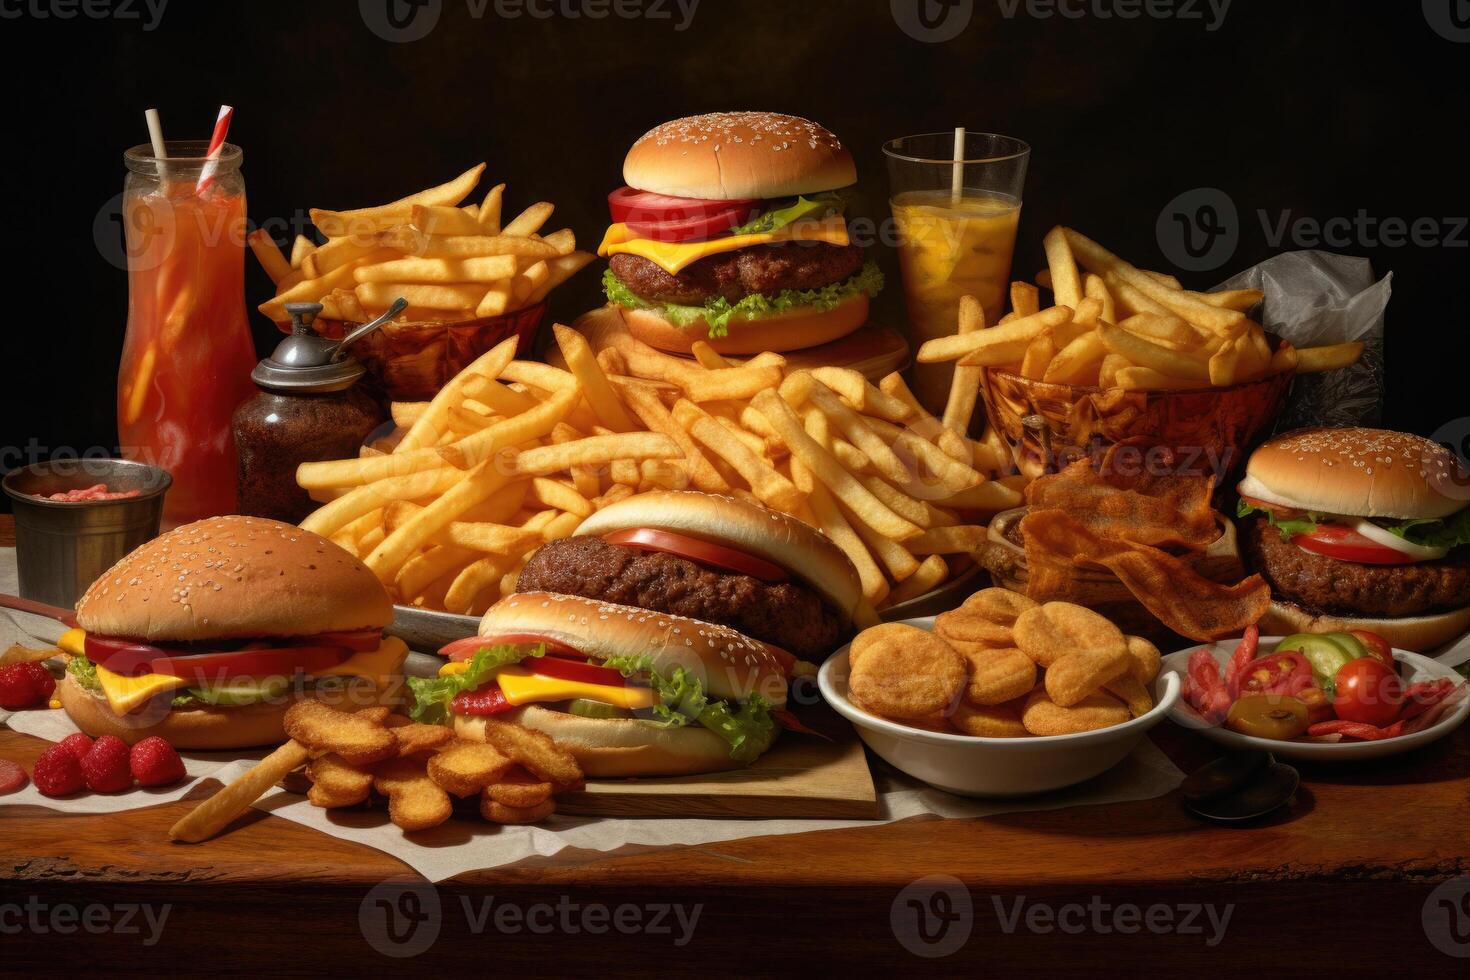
[118,141,259,527]
[884,132,1029,413]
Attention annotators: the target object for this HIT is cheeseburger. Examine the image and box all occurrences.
[514,490,865,661]
[417,592,794,776]
[58,516,406,749]
[598,111,883,354]
[1238,428,1470,651]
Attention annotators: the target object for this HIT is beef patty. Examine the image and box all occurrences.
[1245,518,1470,618]
[516,536,842,660]
[609,241,865,306]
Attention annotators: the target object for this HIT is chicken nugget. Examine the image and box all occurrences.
[427,740,513,797]
[1125,635,1162,685]
[1013,602,1127,668]
[848,625,965,720]
[392,722,455,758]
[1104,673,1154,718]
[1022,687,1129,736]
[848,622,916,670]
[480,796,557,825]
[949,697,1029,738]
[1045,644,1131,708]
[305,754,373,809]
[934,610,1014,648]
[484,768,555,809]
[470,718,583,787]
[284,699,397,767]
[961,647,1038,706]
[373,757,453,831]
[958,587,1038,625]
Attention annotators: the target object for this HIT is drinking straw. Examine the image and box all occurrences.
[950,127,966,205]
[145,108,166,160]
[196,104,234,194]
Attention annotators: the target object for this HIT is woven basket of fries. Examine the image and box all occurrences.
[312,303,546,402]
[979,366,1293,483]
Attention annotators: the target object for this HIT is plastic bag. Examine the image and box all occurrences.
[1215,251,1390,430]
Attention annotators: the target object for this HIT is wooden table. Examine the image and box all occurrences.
[3,516,1468,973]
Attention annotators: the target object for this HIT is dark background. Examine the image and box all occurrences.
[2,0,1466,502]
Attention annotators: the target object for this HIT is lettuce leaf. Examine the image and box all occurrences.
[408,643,542,726]
[1380,509,1470,550]
[65,654,101,693]
[728,192,846,236]
[601,654,776,763]
[1237,500,1321,541]
[604,261,883,339]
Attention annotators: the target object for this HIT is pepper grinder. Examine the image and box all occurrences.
[232,300,407,523]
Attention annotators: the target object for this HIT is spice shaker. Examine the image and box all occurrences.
[232,300,405,523]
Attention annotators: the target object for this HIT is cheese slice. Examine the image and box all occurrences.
[598,215,850,275]
[494,666,657,710]
[92,637,410,716]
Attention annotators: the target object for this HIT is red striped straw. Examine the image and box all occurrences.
[196,104,234,194]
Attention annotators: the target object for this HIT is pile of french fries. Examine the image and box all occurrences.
[247,164,594,325]
[297,305,1026,620]
[917,226,1365,389]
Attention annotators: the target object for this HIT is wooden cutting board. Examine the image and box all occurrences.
[556,703,878,820]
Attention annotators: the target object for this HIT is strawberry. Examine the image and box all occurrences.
[129,736,185,787]
[58,732,95,762]
[0,662,56,710]
[81,735,133,793]
[31,743,84,797]
[0,759,27,794]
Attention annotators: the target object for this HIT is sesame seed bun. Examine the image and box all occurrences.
[74,516,393,642]
[1242,427,1470,519]
[623,111,856,200]
[571,489,864,627]
[622,294,870,355]
[478,592,789,707]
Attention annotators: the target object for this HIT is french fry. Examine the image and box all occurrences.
[1083,273,1115,324]
[290,234,317,270]
[437,383,583,470]
[842,499,920,582]
[689,341,730,370]
[879,554,948,609]
[1270,340,1300,374]
[247,229,292,284]
[398,336,520,452]
[864,417,984,494]
[785,373,911,485]
[674,401,805,512]
[355,281,486,312]
[1020,332,1056,380]
[810,367,912,422]
[1098,321,1210,382]
[906,524,988,555]
[1197,288,1263,312]
[1065,228,1244,334]
[1042,331,1107,386]
[299,466,460,538]
[398,544,480,601]
[502,201,555,237]
[617,381,729,494]
[1119,312,1199,349]
[553,323,637,432]
[1010,280,1042,318]
[169,740,310,843]
[445,520,545,555]
[803,474,889,605]
[1099,353,1131,389]
[919,304,1070,363]
[506,432,681,477]
[1115,366,1204,390]
[411,203,484,237]
[881,372,970,462]
[607,329,783,402]
[1043,226,1082,309]
[365,461,516,582]
[353,254,517,284]
[444,555,511,615]
[477,182,505,231]
[525,252,596,306]
[527,476,593,517]
[310,163,486,237]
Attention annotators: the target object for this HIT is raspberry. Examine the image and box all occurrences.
[58,733,95,762]
[31,744,84,797]
[130,736,185,787]
[0,662,56,710]
[0,759,27,794]
[81,735,133,793]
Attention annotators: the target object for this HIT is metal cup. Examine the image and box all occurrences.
[2,459,172,609]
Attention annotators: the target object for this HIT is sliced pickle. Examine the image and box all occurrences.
[567,699,635,719]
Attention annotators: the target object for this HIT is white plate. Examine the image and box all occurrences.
[1162,636,1469,762]
[818,617,1181,797]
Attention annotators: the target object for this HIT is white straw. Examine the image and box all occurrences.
[950,127,966,204]
[145,108,167,178]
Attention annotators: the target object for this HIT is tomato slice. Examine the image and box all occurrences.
[603,527,789,582]
[451,684,518,716]
[84,635,164,676]
[529,655,627,688]
[607,185,757,223]
[1239,494,1308,520]
[625,206,759,243]
[1293,525,1415,565]
[1237,651,1316,697]
[440,633,584,663]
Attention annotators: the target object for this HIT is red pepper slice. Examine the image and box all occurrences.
[772,708,832,741]
[1185,650,1232,724]
[451,684,518,716]
[1306,719,1405,741]
[1224,625,1259,699]
[1399,679,1456,720]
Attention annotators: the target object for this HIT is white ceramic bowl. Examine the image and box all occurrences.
[818,617,1181,797]
[1162,637,1470,762]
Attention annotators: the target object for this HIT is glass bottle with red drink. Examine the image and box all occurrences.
[118,141,259,527]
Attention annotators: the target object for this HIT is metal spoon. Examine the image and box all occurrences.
[1183,752,1300,822]
[329,297,409,360]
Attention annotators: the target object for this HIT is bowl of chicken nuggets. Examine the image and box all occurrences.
[818,588,1180,796]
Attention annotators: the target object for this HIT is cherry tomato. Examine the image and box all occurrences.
[607,186,758,223]
[603,527,789,581]
[1348,630,1396,670]
[1292,525,1414,565]
[528,655,627,688]
[440,634,583,662]
[1333,658,1404,726]
[1238,651,1315,697]
[450,684,517,716]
